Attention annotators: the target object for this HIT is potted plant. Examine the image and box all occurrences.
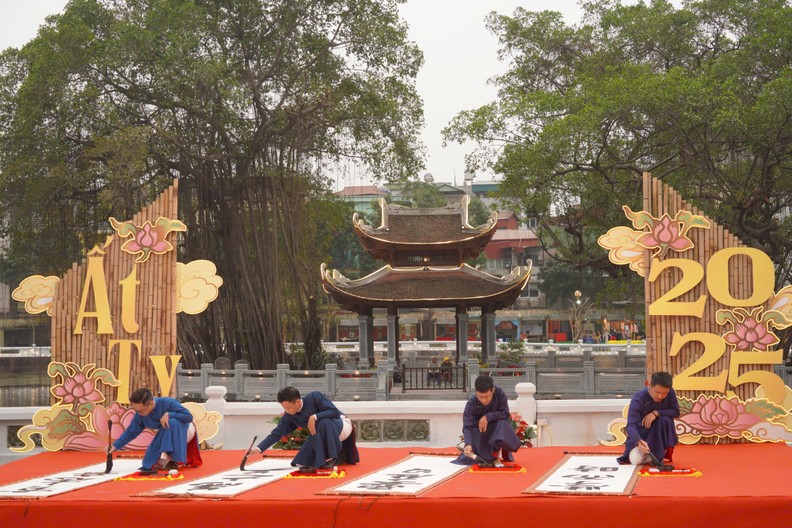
[510,412,537,447]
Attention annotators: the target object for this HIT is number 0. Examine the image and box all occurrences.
[706,248,775,307]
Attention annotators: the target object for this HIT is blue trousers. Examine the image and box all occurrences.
[291,417,343,468]
[141,419,190,470]
[617,415,677,464]
[453,419,521,465]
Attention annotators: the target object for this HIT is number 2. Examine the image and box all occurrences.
[648,259,707,317]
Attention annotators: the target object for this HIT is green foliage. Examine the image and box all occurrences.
[497,339,526,366]
[392,180,447,207]
[327,200,383,278]
[285,342,346,370]
[467,196,492,227]
[444,0,792,294]
[538,260,598,306]
[0,0,424,369]
[269,415,308,450]
[509,413,537,446]
[324,353,347,370]
[538,258,641,309]
[472,352,489,369]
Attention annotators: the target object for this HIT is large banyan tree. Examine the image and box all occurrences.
[0,0,424,368]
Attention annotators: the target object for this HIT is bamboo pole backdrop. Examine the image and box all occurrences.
[50,181,180,403]
[641,172,773,444]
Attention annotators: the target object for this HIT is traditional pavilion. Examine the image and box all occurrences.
[321,196,532,370]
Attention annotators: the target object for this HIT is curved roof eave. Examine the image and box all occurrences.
[320,263,532,306]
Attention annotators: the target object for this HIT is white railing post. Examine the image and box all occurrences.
[514,382,537,425]
[203,385,228,447]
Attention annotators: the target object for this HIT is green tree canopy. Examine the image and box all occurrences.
[0,0,424,368]
[538,258,642,312]
[390,180,447,208]
[444,0,792,289]
[467,195,492,227]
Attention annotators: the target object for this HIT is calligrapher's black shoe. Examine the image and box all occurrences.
[320,459,338,469]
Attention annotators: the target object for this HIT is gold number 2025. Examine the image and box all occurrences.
[648,248,784,403]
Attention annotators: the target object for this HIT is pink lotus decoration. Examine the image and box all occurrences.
[109,216,186,263]
[126,222,171,253]
[718,306,780,352]
[679,395,762,438]
[64,402,155,451]
[616,207,709,260]
[724,316,778,351]
[48,362,118,412]
[637,214,693,257]
[52,371,103,407]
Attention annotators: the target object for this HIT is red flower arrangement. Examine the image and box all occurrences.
[270,415,308,449]
[510,412,536,447]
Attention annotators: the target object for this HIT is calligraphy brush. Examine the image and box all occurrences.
[455,445,494,467]
[239,435,258,471]
[104,419,113,474]
[647,450,674,471]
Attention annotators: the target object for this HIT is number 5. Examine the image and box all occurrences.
[728,350,785,404]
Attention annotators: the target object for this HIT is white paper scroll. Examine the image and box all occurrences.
[324,455,464,496]
[0,459,141,499]
[526,455,639,495]
[147,458,295,498]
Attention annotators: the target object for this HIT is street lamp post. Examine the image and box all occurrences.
[569,290,592,342]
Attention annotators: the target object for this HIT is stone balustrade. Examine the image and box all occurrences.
[177,363,379,402]
[176,342,652,402]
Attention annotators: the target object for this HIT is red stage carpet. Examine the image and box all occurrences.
[2,443,792,527]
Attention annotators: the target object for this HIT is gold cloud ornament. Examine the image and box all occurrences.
[767,285,792,327]
[184,402,222,443]
[12,275,60,315]
[176,260,224,314]
[597,226,649,277]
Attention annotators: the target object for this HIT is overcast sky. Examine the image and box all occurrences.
[0,0,584,188]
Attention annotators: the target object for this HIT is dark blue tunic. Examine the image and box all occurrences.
[453,386,521,465]
[257,391,359,468]
[617,387,680,464]
[113,397,194,470]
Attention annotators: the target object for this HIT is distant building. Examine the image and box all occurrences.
[484,213,540,271]
[385,181,467,205]
[336,185,387,217]
[467,180,502,209]
[432,183,467,204]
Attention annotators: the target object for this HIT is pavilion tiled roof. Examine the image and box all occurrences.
[354,196,496,246]
[322,195,528,313]
[321,263,531,310]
